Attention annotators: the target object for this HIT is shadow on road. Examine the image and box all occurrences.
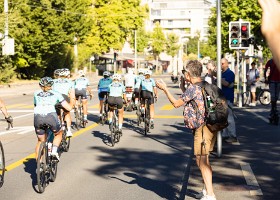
[110,172,177,200]
[23,158,39,193]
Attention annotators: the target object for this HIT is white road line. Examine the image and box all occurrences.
[240,163,263,196]
[13,113,33,119]
[8,110,99,113]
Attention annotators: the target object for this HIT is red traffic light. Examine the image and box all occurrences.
[241,25,247,32]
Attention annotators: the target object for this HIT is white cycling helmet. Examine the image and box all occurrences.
[59,68,70,77]
[54,69,61,77]
[103,71,110,77]
[112,74,122,81]
[138,68,145,74]
[78,70,85,77]
[144,69,152,76]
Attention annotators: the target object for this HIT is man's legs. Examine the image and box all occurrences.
[196,155,215,197]
[51,129,63,160]
[64,111,72,137]
[222,101,236,141]
[82,99,88,121]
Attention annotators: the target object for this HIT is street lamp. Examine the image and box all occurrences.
[89,56,95,76]
[74,35,78,72]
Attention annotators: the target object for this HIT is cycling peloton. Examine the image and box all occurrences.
[34,77,74,161]
[137,69,158,129]
[74,70,93,123]
[98,71,113,123]
[107,74,127,134]
[52,68,75,137]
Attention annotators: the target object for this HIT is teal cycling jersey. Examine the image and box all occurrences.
[135,75,145,88]
[98,78,113,89]
[74,77,89,90]
[108,82,125,97]
[34,89,64,115]
[52,78,74,95]
[140,78,156,93]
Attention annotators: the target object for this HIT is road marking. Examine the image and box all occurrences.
[160,104,174,110]
[6,104,27,109]
[89,104,99,108]
[0,126,34,135]
[124,114,183,119]
[240,163,263,196]
[5,123,99,172]
[20,105,34,108]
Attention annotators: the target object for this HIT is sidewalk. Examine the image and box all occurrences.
[185,103,280,200]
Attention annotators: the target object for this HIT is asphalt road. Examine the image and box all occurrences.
[0,75,279,200]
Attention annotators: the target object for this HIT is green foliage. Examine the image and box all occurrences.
[208,0,271,60]
[166,33,180,57]
[0,56,16,83]
[151,22,166,57]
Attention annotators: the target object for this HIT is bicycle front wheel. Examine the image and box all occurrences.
[74,108,80,130]
[258,89,271,105]
[50,159,58,182]
[0,141,5,188]
[37,142,47,193]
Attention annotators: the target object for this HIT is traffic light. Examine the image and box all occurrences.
[229,21,251,50]
[240,22,250,48]
[229,22,240,49]
[113,52,118,61]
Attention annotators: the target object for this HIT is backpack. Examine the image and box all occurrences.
[192,81,229,132]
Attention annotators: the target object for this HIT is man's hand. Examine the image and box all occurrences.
[156,79,167,91]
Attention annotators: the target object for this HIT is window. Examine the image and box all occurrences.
[151,9,161,16]
[160,3,167,8]
[180,11,185,16]
[168,20,173,26]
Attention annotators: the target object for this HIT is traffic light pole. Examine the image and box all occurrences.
[236,50,242,107]
[216,0,222,89]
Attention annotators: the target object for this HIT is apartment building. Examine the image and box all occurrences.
[142,0,213,40]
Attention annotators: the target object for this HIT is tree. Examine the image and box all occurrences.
[166,33,180,74]
[208,0,271,61]
[151,22,166,74]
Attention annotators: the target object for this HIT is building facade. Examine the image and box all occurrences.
[143,0,212,40]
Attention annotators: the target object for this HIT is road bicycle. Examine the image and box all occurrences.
[74,96,87,129]
[109,104,121,147]
[36,124,59,193]
[242,81,271,106]
[100,93,109,126]
[60,123,70,153]
[0,119,13,188]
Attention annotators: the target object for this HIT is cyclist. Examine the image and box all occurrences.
[98,71,112,122]
[0,98,13,126]
[34,77,74,160]
[264,58,280,118]
[134,68,145,106]
[74,70,93,122]
[107,74,127,134]
[52,68,75,137]
[138,69,158,129]
[124,68,137,110]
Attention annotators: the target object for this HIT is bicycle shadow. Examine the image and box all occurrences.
[91,130,112,147]
[109,172,177,200]
[23,158,40,193]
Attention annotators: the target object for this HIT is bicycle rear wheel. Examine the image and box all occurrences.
[258,89,271,105]
[144,102,150,136]
[0,141,5,188]
[37,142,47,193]
[74,107,80,130]
[111,116,116,147]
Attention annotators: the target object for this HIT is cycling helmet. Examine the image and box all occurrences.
[112,74,122,81]
[78,70,85,77]
[103,71,110,77]
[39,77,54,87]
[64,68,71,77]
[54,69,61,77]
[138,68,145,74]
[144,69,152,76]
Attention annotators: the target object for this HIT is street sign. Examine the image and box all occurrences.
[2,38,14,55]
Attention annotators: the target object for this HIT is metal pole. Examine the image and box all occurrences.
[134,30,138,72]
[216,0,222,88]
[4,0,8,39]
[236,50,242,107]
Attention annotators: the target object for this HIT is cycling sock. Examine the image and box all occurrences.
[119,124,122,129]
[135,100,138,104]
[150,118,154,122]
[99,113,102,117]
[84,115,87,120]
[52,145,58,153]
[108,119,112,124]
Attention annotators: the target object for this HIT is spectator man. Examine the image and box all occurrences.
[246,62,260,107]
[264,58,280,118]
[156,60,217,200]
[221,58,237,143]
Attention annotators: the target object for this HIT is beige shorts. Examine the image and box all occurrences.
[193,125,217,156]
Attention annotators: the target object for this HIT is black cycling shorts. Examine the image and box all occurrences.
[140,90,154,105]
[34,112,62,135]
[107,96,123,109]
[75,88,87,100]
[99,91,108,101]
